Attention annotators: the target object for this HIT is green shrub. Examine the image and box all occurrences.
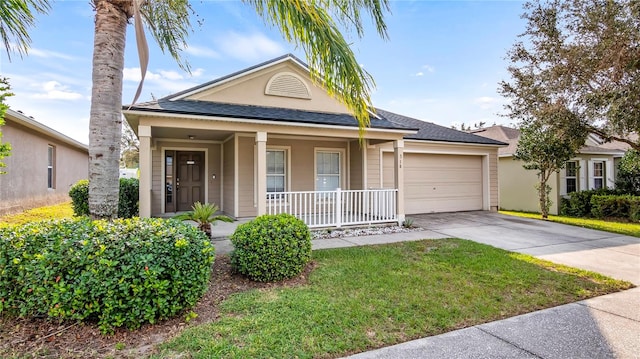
[590,195,632,219]
[590,195,640,221]
[69,179,89,216]
[630,198,640,222]
[118,178,139,218]
[560,188,619,217]
[0,217,214,333]
[68,178,139,218]
[230,214,311,282]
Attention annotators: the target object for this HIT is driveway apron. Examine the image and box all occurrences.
[411,211,640,285]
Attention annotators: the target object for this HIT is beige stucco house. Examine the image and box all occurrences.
[473,125,625,215]
[0,109,88,215]
[123,55,504,227]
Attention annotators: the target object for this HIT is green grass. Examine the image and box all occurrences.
[0,202,74,228]
[155,239,632,359]
[500,210,640,238]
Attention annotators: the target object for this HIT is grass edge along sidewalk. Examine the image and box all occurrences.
[154,239,633,359]
[500,210,640,238]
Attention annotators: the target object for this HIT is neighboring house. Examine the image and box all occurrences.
[472,125,625,215]
[0,109,88,215]
[123,54,505,228]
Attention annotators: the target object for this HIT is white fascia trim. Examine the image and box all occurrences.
[578,150,624,156]
[122,109,415,135]
[171,57,308,101]
[404,139,504,148]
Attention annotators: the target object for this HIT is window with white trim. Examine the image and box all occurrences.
[47,145,55,189]
[315,151,341,191]
[565,161,577,193]
[593,161,604,189]
[266,149,286,193]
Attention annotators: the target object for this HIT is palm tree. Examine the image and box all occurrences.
[4,0,391,219]
[173,202,233,238]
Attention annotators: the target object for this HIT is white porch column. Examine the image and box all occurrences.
[138,125,152,218]
[394,140,405,224]
[256,132,267,215]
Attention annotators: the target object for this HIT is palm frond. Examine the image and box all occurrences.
[140,0,192,73]
[244,0,389,134]
[0,0,51,61]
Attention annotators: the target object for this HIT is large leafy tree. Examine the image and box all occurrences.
[0,78,13,174]
[501,0,640,151]
[514,107,586,218]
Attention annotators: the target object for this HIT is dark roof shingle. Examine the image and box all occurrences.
[375,109,506,146]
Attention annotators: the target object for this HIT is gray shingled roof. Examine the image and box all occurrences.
[375,109,506,145]
[126,99,411,130]
[125,100,506,146]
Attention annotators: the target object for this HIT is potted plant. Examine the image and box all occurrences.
[174,202,233,237]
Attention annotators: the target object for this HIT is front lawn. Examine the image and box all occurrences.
[0,202,74,228]
[500,210,640,237]
[155,239,631,359]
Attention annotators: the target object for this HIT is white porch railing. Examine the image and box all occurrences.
[266,188,398,228]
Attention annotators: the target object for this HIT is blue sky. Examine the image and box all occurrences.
[0,0,527,144]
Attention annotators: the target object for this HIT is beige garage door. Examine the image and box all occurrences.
[383,153,483,214]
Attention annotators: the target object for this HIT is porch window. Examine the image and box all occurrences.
[565,161,577,193]
[47,145,55,189]
[267,149,286,192]
[316,151,341,191]
[593,161,604,189]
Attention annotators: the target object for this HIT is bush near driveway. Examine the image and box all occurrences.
[0,217,214,333]
[230,213,311,282]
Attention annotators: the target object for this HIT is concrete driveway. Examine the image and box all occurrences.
[411,211,640,285]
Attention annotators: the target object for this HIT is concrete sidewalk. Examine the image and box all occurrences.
[346,287,640,359]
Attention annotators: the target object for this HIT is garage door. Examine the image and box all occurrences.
[383,153,483,214]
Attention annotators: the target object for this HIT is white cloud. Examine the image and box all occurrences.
[159,70,184,81]
[29,48,75,60]
[184,44,220,59]
[414,72,424,77]
[31,81,84,100]
[474,96,498,110]
[422,64,435,73]
[123,68,162,82]
[216,32,285,62]
[190,68,205,77]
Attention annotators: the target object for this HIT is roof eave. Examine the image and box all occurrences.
[121,108,417,135]
[5,109,88,152]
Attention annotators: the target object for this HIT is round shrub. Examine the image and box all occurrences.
[0,217,214,333]
[230,214,311,282]
[68,178,139,218]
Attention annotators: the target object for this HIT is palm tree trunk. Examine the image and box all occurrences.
[88,0,131,219]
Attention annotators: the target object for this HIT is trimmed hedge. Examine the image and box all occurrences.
[560,188,619,217]
[230,214,311,282]
[69,178,139,218]
[591,195,640,222]
[0,218,214,333]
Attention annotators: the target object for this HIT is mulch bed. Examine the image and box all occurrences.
[0,255,315,358]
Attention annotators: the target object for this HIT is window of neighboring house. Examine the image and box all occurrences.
[267,149,286,193]
[47,145,55,189]
[593,161,604,189]
[565,161,578,193]
[316,151,341,191]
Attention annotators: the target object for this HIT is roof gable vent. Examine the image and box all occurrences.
[265,72,311,99]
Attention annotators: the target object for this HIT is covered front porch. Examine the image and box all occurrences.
[136,119,410,228]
